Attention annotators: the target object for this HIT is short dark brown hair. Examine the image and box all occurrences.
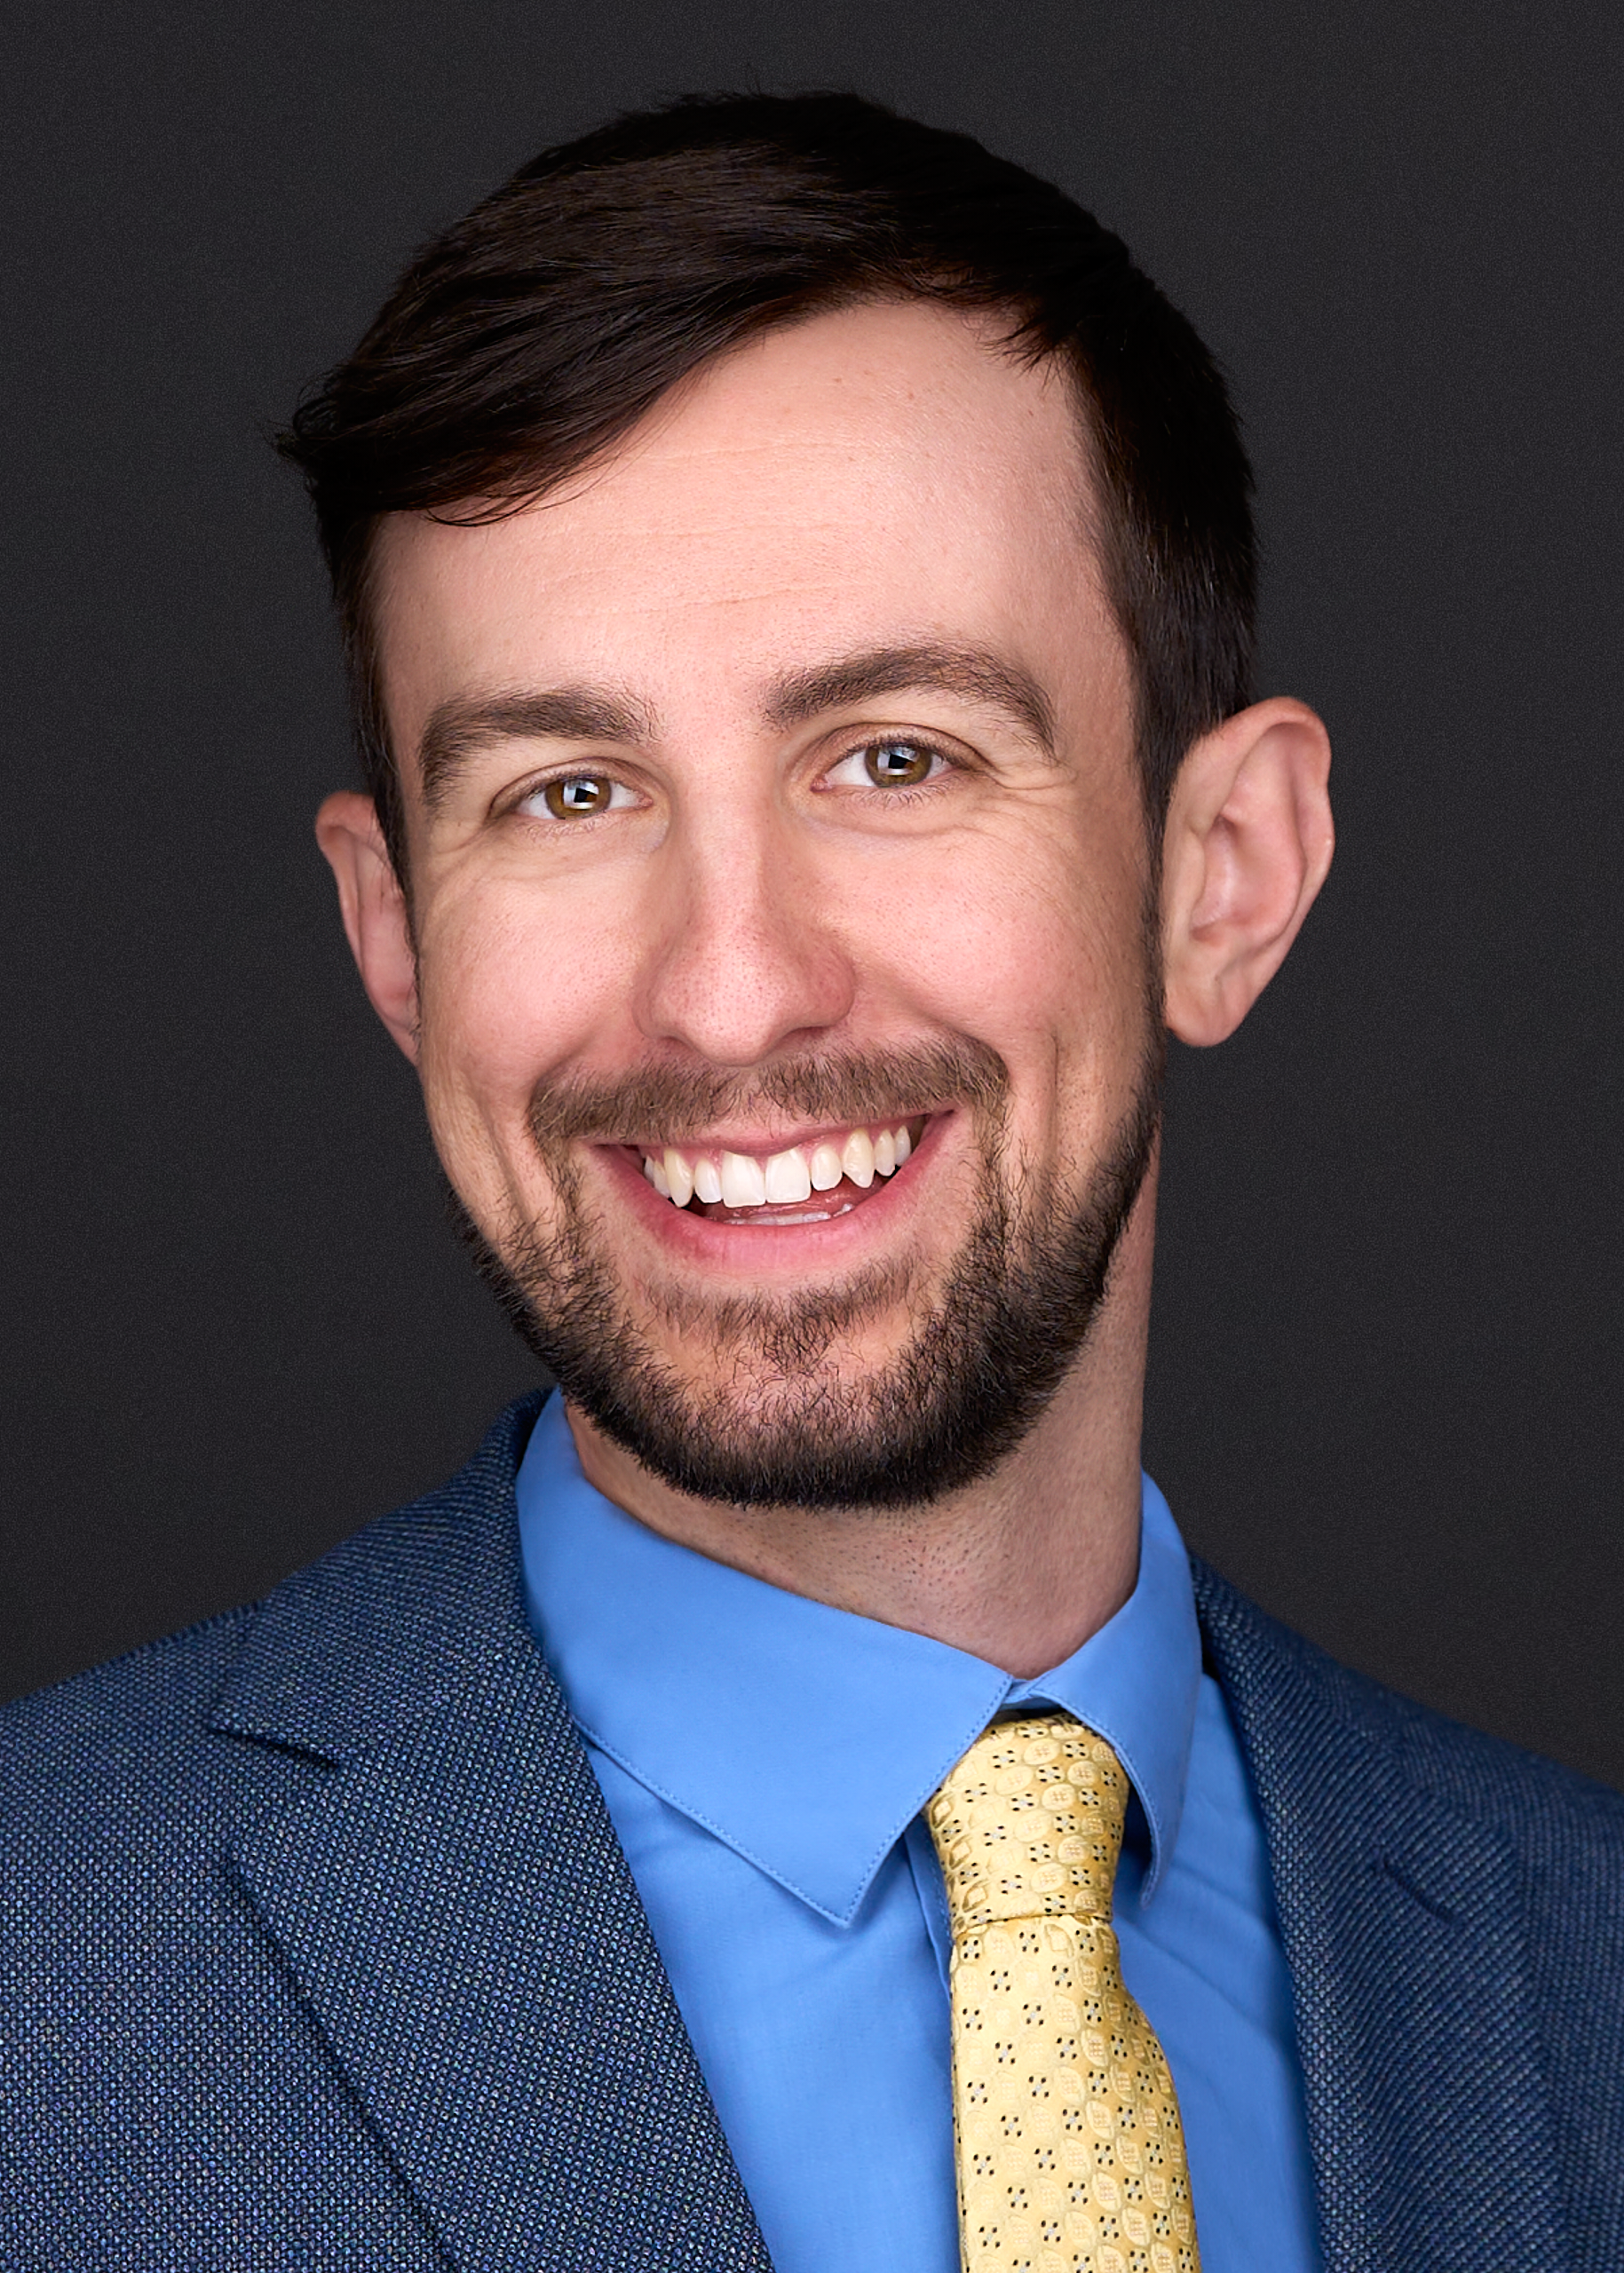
[279,91,1256,867]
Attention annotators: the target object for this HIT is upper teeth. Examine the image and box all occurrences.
[641,1123,914,1209]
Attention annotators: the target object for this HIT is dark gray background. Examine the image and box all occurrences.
[5,1,1621,1782]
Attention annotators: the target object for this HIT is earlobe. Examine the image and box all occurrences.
[314,792,421,1065]
[1161,698,1334,1047]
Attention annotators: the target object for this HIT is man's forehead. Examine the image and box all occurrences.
[368,300,1115,754]
[374,302,1097,587]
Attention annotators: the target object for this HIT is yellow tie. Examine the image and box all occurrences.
[927,1713,1200,2273]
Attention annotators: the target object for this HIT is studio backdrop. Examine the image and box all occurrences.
[4,0,1622,1785]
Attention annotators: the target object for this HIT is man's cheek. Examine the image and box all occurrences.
[903,899,1104,1057]
[418,894,622,1105]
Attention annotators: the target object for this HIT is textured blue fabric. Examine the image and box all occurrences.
[517,1391,1322,2273]
[0,1390,1621,2270]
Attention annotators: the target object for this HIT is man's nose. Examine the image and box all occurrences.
[635,818,857,1067]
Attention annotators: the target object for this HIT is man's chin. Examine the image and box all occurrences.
[530,1230,1080,1514]
[560,1361,1002,1513]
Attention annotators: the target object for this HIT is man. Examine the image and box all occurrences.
[2,91,1620,2273]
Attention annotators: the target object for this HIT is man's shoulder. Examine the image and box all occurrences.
[1192,1552,1624,1884]
[0,1394,596,2269]
[0,1392,548,1852]
[0,1605,261,1868]
[1194,1555,1624,2255]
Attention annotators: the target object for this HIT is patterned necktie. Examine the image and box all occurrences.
[927,1713,1200,2273]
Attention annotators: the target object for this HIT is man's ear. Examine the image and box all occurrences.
[1161,697,1334,1047]
[314,792,420,1065]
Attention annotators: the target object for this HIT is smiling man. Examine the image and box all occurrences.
[4,92,1623,2273]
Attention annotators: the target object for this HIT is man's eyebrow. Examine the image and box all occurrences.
[764,643,1058,759]
[417,687,656,810]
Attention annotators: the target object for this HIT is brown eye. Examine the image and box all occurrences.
[543,774,614,818]
[863,740,936,788]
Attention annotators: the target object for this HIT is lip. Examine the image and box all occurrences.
[597,1110,952,1280]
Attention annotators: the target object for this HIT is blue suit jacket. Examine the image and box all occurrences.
[3,1394,1621,2270]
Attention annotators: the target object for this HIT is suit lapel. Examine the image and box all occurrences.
[1193,1561,1567,2273]
[213,1398,772,2273]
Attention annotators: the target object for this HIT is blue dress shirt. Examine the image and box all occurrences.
[517,1395,1322,2273]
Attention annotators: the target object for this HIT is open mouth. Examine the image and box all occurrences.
[636,1118,925,1227]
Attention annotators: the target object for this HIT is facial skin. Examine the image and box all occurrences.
[319,301,1333,1675]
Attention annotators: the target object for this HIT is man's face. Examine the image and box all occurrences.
[368,301,1161,1507]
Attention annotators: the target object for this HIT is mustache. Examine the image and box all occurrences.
[527,1039,1010,1152]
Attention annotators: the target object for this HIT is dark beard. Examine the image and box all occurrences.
[452,1034,1161,1512]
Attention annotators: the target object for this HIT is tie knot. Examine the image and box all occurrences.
[927,1711,1129,1936]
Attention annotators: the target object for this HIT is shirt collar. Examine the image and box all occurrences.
[517,1394,1200,1927]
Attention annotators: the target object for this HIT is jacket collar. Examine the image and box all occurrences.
[211,1394,772,2273]
[1192,1558,1566,2273]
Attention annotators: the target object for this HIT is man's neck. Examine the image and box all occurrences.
[565,1197,1153,1680]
